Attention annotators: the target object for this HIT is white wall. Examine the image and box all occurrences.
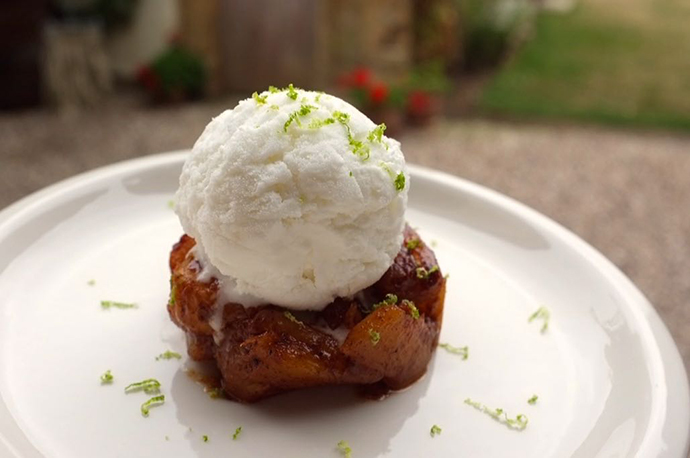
[106,0,180,79]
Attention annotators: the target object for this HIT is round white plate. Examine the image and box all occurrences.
[0,152,688,458]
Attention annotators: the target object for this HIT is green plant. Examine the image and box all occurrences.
[406,60,452,94]
[138,45,207,101]
[458,0,533,71]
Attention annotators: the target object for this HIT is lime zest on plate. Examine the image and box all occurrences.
[430,424,442,437]
[528,306,551,333]
[100,300,138,310]
[337,440,352,458]
[156,350,182,361]
[124,378,161,395]
[439,342,469,359]
[168,276,177,307]
[233,426,242,440]
[100,370,113,384]
[528,394,539,405]
[140,395,165,417]
[464,398,529,431]
[207,387,225,399]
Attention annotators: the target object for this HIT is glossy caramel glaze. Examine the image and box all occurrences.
[168,225,446,402]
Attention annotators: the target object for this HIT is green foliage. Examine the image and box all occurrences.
[459,0,533,71]
[480,0,690,130]
[406,60,452,94]
[151,46,207,99]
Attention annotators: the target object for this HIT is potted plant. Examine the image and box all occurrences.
[137,41,207,104]
[338,63,450,131]
[338,67,406,136]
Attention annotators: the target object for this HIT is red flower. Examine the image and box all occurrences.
[369,83,389,105]
[339,67,372,89]
[352,67,371,87]
[137,65,160,92]
[407,90,432,116]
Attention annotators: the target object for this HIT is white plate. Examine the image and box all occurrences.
[0,152,688,458]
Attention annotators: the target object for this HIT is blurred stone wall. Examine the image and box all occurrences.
[326,0,413,84]
[179,0,413,92]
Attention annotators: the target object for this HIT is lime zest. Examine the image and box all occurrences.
[233,426,242,440]
[202,435,209,442]
[464,398,529,431]
[168,276,177,307]
[207,387,225,399]
[286,83,298,100]
[332,110,370,160]
[439,343,469,359]
[284,104,317,132]
[528,307,550,333]
[268,85,279,93]
[252,91,267,105]
[373,293,398,310]
[367,123,388,150]
[401,299,420,319]
[369,329,381,346]
[141,394,165,417]
[100,300,137,310]
[349,138,370,160]
[430,424,442,437]
[528,395,538,405]
[416,265,439,279]
[283,310,302,325]
[337,440,352,458]
[156,350,182,361]
[406,238,421,250]
[100,370,113,384]
[308,117,336,129]
[394,172,405,191]
[125,378,161,395]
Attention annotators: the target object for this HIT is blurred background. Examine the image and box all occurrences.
[1,0,689,375]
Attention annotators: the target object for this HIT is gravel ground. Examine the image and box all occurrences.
[1,101,689,380]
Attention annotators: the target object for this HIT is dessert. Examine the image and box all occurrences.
[168,86,446,402]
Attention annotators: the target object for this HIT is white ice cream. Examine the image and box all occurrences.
[175,86,408,310]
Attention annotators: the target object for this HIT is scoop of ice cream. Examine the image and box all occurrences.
[175,86,408,310]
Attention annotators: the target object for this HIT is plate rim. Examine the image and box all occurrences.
[0,151,688,457]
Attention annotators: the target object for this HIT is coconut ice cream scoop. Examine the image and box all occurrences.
[175,86,408,310]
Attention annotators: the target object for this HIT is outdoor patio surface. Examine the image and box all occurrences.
[1,100,689,377]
